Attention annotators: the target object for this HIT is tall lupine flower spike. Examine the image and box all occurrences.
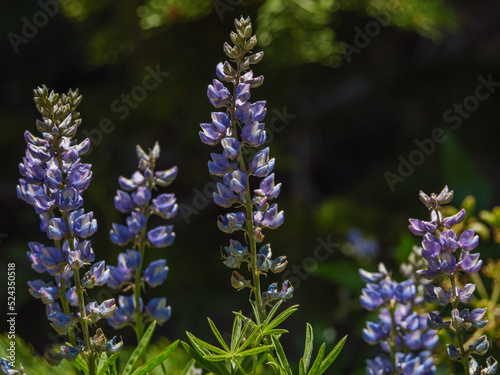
[107,142,177,342]
[359,262,438,375]
[17,86,119,375]
[409,186,497,374]
[199,16,290,322]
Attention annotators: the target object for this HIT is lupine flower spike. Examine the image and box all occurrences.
[409,186,497,374]
[199,16,290,322]
[360,262,438,375]
[107,142,177,342]
[17,86,120,374]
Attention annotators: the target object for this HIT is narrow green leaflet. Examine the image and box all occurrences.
[131,340,179,375]
[264,300,284,326]
[302,323,314,372]
[73,354,89,375]
[180,358,196,375]
[306,343,325,375]
[230,314,243,353]
[270,335,292,375]
[122,321,157,375]
[264,305,299,332]
[186,332,228,356]
[97,353,119,375]
[181,340,231,375]
[317,335,347,375]
[208,318,230,352]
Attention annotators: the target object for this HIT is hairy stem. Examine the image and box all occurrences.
[450,275,470,374]
[388,303,398,375]
[73,267,96,375]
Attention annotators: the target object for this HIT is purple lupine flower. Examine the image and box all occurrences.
[107,295,142,329]
[147,225,175,248]
[28,280,59,304]
[208,153,234,176]
[207,79,231,108]
[143,259,168,287]
[108,142,177,334]
[110,223,134,246]
[145,298,171,324]
[199,18,291,305]
[360,263,438,373]
[152,193,178,219]
[223,240,248,268]
[408,186,497,369]
[114,190,133,213]
[253,204,284,229]
[82,261,109,288]
[0,357,17,375]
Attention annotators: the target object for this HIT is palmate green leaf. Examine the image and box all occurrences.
[302,323,314,373]
[73,354,89,375]
[208,318,230,352]
[97,352,119,375]
[317,335,347,375]
[122,321,157,375]
[131,340,179,375]
[235,321,263,353]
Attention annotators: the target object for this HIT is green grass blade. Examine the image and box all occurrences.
[122,321,157,375]
[131,340,179,375]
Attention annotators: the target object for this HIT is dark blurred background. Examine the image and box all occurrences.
[1,0,500,373]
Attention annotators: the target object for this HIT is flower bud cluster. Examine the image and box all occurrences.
[409,186,497,372]
[17,86,120,363]
[360,263,438,375]
[199,16,291,303]
[107,143,176,329]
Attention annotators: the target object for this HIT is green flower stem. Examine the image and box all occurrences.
[54,239,76,347]
[133,169,154,343]
[450,275,470,374]
[73,267,96,375]
[388,302,398,375]
[60,211,95,374]
[133,223,149,343]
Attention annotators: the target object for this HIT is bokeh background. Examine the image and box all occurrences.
[1,0,500,373]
